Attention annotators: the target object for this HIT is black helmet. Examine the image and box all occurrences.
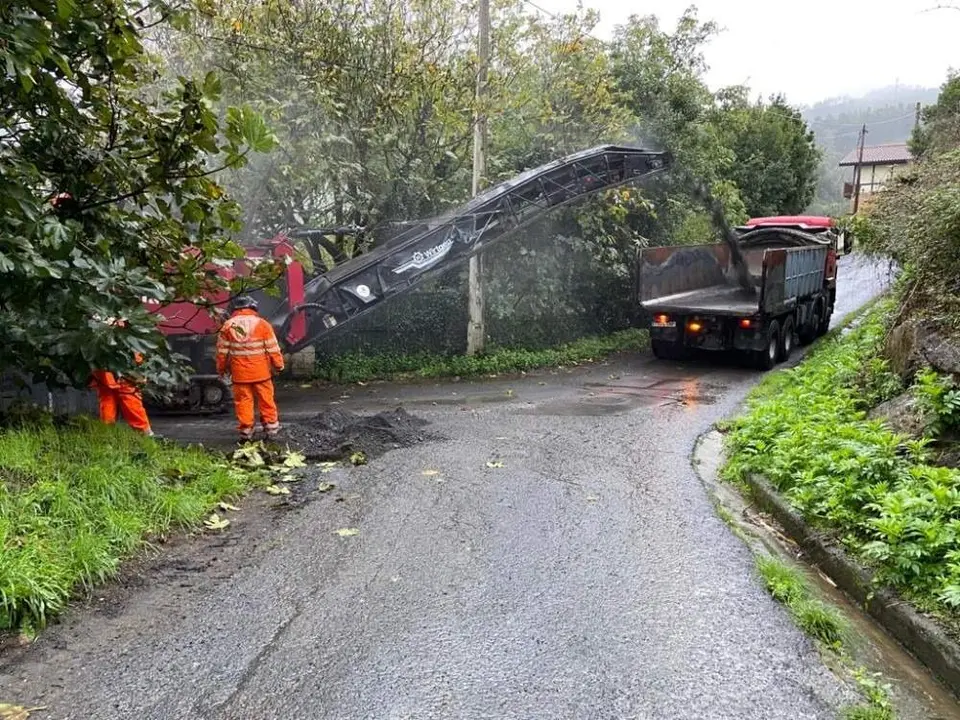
[231,295,258,311]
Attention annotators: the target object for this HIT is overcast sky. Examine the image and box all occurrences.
[540,0,958,105]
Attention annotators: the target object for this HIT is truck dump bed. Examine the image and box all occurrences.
[639,243,828,317]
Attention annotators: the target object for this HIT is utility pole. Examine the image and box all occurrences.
[466,0,490,356]
[852,123,867,214]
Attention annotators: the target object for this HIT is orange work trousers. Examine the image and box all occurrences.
[232,380,280,438]
[96,381,153,434]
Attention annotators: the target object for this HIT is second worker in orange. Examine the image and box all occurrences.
[216,296,285,441]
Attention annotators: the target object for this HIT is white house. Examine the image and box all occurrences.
[839,143,913,210]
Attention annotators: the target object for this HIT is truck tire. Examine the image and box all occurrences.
[779,317,795,361]
[754,320,780,370]
[798,302,821,345]
[651,339,678,360]
[817,306,832,337]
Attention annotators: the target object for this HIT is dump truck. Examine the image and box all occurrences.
[638,216,850,369]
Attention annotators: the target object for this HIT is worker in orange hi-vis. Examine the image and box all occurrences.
[90,320,154,436]
[216,296,285,441]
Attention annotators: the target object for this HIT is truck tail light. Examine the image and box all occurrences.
[687,321,703,333]
[739,318,753,329]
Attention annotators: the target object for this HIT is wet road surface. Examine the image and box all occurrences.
[0,257,891,719]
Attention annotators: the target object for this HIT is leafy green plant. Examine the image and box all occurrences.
[914,368,960,438]
[0,418,258,631]
[842,667,896,720]
[724,301,960,618]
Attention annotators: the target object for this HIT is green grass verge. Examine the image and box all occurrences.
[0,416,256,632]
[313,328,649,383]
[756,555,847,650]
[755,554,895,719]
[723,298,960,619]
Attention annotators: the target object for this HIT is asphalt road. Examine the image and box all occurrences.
[0,256,891,720]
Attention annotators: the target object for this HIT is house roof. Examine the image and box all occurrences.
[839,143,912,167]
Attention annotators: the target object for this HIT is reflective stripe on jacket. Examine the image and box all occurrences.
[216,309,285,383]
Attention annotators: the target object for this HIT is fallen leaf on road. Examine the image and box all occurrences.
[265,484,291,495]
[505,389,514,397]
[299,383,312,388]
[0,704,46,720]
[421,469,440,476]
[538,381,547,386]
[282,451,307,468]
[217,501,239,512]
[334,528,359,537]
[277,473,301,483]
[317,482,335,492]
[356,381,367,386]
[232,444,265,467]
[585,495,600,502]
[486,460,504,469]
[203,513,231,530]
[349,451,367,466]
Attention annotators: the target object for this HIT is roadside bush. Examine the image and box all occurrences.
[723,302,960,618]
[914,369,960,438]
[0,418,254,631]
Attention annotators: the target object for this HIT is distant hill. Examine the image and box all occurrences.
[801,85,940,215]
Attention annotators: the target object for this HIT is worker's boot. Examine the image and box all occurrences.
[264,421,281,440]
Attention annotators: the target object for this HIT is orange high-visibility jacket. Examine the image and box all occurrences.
[216,309,285,383]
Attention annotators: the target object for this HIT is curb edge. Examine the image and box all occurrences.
[744,472,960,699]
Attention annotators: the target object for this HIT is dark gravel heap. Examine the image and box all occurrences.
[274,407,434,460]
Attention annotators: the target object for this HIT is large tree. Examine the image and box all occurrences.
[710,88,821,217]
[165,0,479,253]
[0,0,277,387]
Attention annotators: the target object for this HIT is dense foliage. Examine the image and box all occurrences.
[0,0,278,386]
[723,302,960,618]
[712,90,821,217]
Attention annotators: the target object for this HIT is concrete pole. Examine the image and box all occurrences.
[466,0,490,356]
[852,124,867,214]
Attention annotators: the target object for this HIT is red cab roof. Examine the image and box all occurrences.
[743,215,835,229]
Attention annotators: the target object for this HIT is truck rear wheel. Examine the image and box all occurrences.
[779,317,795,361]
[651,338,687,361]
[798,302,821,345]
[754,320,780,370]
[818,306,832,336]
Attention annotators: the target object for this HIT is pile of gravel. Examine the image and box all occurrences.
[274,407,433,460]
